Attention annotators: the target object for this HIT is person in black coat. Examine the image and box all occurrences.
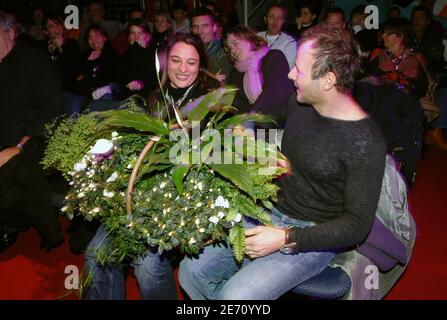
[225,25,294,116]
[0,11,64,252]
[115,19,157,101]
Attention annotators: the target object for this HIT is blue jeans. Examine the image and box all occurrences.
[179,207,336,300]
[84,225,177,300]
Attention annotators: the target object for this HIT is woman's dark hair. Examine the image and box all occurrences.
[224,25,267,53]
[382,17,412,46]
[43,15,64,30]
[151,33,219,105]
[127,18,150,35]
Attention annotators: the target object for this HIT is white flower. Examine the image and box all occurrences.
[69,181,74,186]
[88,139,114,155]
[195,218,200,225]
[88,183,97,189]
[217,211,225,219]
[189,237,196,244]
[214,196,230,209]
[74,159,87,172]
[93,207,100,213]
[233,213,242,223]
[152,187,157,192]
[103,190,115,198]
[160,182,166,189]
[77,192,85,198]
[196,202,203,208]
[106,172,119,183]
[61,206,68,212]
[199,227,205,233]
[127,164,133,169]
[180,221,185,226]
[111,131,119,139]
[197,182,203,191]
[209,216,219,224]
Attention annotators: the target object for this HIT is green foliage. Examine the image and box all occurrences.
[42,114,105,180]
[45,87,288,266]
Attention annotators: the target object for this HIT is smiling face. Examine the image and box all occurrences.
[167,41,200,89]
[128,25,150,46]
[45,19,64,39]
[226,33,254,62]
[88,29,107,51]
[191,15,217,45]
[288,40,322,105]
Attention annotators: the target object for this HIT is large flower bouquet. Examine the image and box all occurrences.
[43,87,286,264]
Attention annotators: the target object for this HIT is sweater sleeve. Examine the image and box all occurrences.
[292,134,386,252]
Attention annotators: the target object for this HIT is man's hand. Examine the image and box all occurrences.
[0,146,21,168]
[244,226,286,258]
[126,80,144,91]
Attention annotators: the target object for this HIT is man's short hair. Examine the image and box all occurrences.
[300,24,361,93]
[325,7,346,21]
[265,3,287,17]
[172,1,189,13]
[297,2,320,18]
[191,7,216,23]
[411,5,432,20]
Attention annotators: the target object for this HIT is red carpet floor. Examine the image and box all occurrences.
[1,148,446,300]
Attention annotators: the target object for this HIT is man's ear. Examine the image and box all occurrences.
[321,72,337,91]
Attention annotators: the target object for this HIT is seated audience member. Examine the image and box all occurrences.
[257,3,297,69]
[115,19,157,100]
[288,2,319,40]
[387,6,401,19]
[367,18,429,100]
[28,6,46,41]
[73,24,118,112]
[0,11,64,252]
[325,7,347,30]
[191,7,232,82]
[226,25,294,115]
[179,24,386,300]
[84,33,221,300]
[80,1,120,48]
[409,5,444,73]
[172,1,190,34]
[151,10,174,51]
[112,8,149,56]
[41,16,82,115]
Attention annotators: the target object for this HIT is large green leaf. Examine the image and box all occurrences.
[231,135,286,163]
[172,164,191,194]
[186,86,238,122]
[97,110,169,135]
[217,113,275,130]
[229,224,245,263]
[208,163,254,197]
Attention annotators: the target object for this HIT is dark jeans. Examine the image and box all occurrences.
[84,224,178,300]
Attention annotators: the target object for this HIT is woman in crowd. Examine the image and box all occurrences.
[115,19,156,100]
[225,25,294,116]
[150,10,174,51]
[73,24,118,112]
[41,16,82,115]
[288,3,319,39]
[367,18,429,100]
[84,33,220,300]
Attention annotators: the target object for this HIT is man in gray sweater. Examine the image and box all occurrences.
[179,24,386,300]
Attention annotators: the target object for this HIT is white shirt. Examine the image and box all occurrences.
[257,31,297,69]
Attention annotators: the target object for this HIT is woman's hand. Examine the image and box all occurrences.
[126,80,144,91]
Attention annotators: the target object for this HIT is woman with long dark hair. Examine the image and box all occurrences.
[84,33,220,300]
